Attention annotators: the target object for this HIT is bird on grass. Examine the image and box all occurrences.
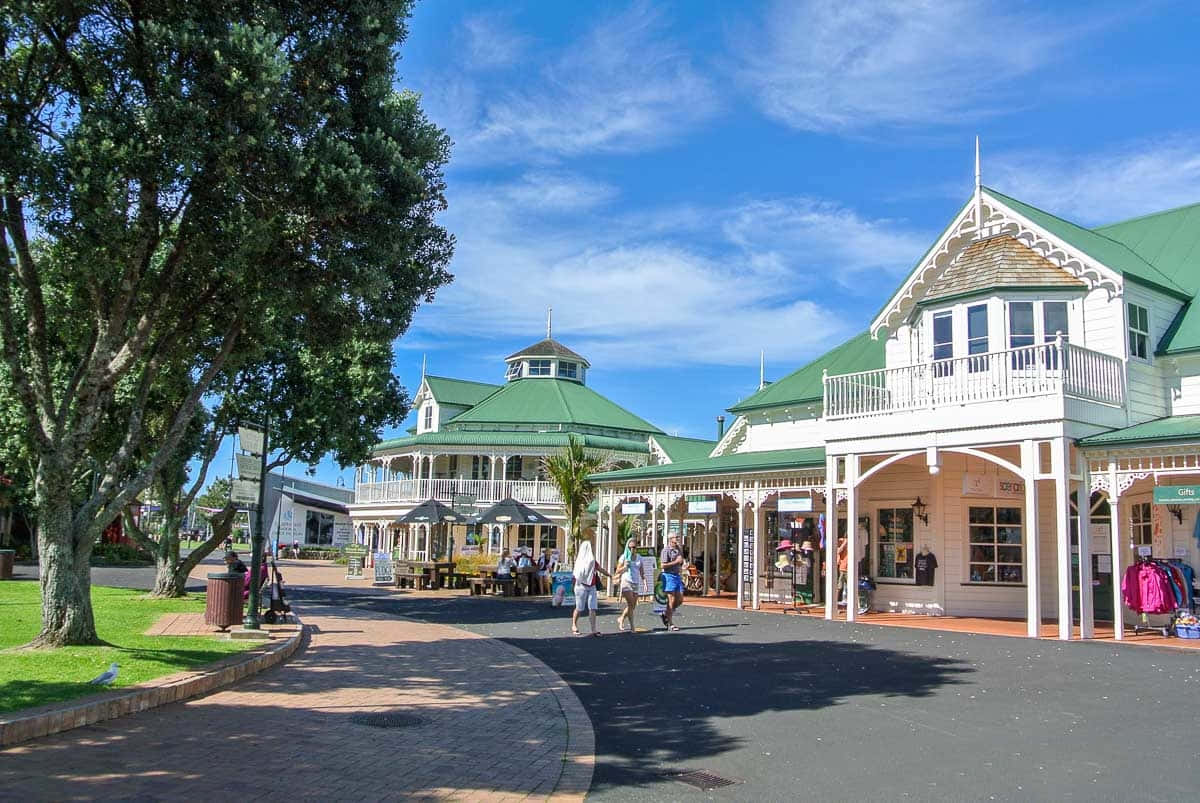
[87,662,120,685]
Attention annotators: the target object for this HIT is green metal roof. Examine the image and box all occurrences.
[591,446,826,483]
[651,434,716,462]
[446,378,663,435]
[985,187,1190,299]
[374,430,650,454]
[423,375,502,408]
[1077,415,1200,448]
[727,332,884,414]
[1093,202,1200,355]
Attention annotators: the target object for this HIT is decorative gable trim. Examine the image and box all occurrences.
[710,415,748,457]
[872,192,1124,338]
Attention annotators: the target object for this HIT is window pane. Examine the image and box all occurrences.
[969,507,994,524]
[999,565,1023,583]
[996,526,1023,544]
[970,545,996,562]
[997,546,1023,564]
[969,526,994,543]
[1009,301,1034,350]
[933,313,952,345]
[970,564,996,582]
[968,304,988,338]
[996,507,1022,525]
[1043,302,1068,341]
[894,508,913,537]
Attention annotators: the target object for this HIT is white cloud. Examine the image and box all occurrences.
[735,0,1084,132]
[458,13,529,69]
[984,137,1200,225]
[428,4,718,164]
[413,176,931,368]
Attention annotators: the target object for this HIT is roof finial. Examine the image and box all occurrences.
[974,135,984,237]
[547,306,553,340]
[759,350,765,391]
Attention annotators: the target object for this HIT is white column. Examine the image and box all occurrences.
[1075,452,1095,638]
[1021,440,1042,638]
[846,454,859,622]
[650,488,659,548]
[1051,437,1072,640]
[1108,459,1124,640]
[737,484,746,610]
[825,455,839,620]
[752,483,762,610]
[606,500,618,598]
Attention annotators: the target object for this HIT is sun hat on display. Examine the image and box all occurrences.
[776,539,794,551]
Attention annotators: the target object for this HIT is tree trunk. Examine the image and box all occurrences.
[150,520,183,598]
[31,474,100,647]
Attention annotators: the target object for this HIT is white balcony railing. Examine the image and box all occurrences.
[823,340,1125,421]
[353,477,563,506]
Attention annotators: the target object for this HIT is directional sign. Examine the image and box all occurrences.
[238,426,264,456]
[231,478,260,505]
[235,452,262,480]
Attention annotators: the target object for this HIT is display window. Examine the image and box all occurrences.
[1130,501,1152,547]
[968,506,1023,583]
[876,507,914,581]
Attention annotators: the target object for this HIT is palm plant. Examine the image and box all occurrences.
[542,435,607,561]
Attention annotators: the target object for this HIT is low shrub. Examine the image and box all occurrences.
[450,552,494,575]
[91,541,154,565]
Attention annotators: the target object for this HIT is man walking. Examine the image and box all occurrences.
[659,533,685,631]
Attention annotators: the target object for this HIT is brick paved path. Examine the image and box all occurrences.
[0,600,593,801]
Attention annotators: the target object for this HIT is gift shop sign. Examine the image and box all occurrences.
[1153,485,1200,504]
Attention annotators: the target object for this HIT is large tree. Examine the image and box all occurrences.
[0,1,453,645]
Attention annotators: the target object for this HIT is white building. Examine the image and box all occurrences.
[594,174,1200,641]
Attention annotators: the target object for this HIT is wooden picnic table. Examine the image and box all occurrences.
[407,561,455,590]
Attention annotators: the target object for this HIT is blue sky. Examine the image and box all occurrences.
[211,0,1200,490]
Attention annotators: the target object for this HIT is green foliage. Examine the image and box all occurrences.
[195,477,232,513]
[0,583,251,714]
[90,541,153,565]
[542,435,607,560]
[448,552,493,575]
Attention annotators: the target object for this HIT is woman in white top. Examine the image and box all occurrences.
[571,540,611,636]
[615,537,641,633]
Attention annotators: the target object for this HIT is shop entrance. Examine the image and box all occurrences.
[1071,491,1113,622]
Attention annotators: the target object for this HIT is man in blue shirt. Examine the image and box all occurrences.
[659,533,685,630]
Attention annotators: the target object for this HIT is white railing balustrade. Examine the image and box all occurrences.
[353,477,563,506]
[823,340,1125,420]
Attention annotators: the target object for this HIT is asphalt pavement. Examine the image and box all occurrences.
[292,588,1200,802]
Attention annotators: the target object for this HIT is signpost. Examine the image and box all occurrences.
[231,479,260,505]
[345,544,367,579]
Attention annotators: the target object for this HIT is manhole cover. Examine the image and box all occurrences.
[349,712,423,729]
[671,769,740,790]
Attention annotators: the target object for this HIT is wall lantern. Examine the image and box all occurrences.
[911,496,929,526]
[1167,504,1184,525]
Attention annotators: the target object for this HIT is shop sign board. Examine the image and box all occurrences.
[621,502,647,515]
[687,499,717,514]
[332,521,352,547]
[452,493,477,516]
[778,497,813,513]
[962,473,991,496]
[231,478,260,505]
[373,554,394,585]
[346,557,364,578]
[1153,485,1200,504]
[996,478,1024,498]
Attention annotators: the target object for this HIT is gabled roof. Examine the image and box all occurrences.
[727,332,884,414]
[650,434,717,463]
[422,375,501,408]
[984,187,1190,299]
[1093,202,1200,355]
[505,338,590,367]
[1077,414,1200,448]
[923,235,1085,303]
[445,378,663,434]
[373,430,651,454]
[591,447,826,483]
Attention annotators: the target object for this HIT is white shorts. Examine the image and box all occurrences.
[574,584,598,612]
[620,581,638,594]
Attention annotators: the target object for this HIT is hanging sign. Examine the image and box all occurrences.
[621,502,647,515]
[231,478,260,504]
[238,426,264,456]
[688,499,717,514]
[235,452,262,481]
[1153,485,1200,504]
[778,497,813,513]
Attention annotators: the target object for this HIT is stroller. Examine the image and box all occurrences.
[261,560,293,624]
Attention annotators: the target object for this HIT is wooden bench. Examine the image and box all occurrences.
[470,576,516,596]
[395,568,430,590]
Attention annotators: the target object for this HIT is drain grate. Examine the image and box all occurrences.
[671,769,740,790]
[349,712,423,729]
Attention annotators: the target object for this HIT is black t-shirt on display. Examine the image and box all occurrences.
[914,551,938,586]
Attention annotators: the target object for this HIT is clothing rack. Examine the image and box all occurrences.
[1123,556,1194,637]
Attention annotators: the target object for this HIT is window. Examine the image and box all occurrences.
[1130,501,1152,547]
[1043,301,1069,343]
[305,510,334,545]
[558,361,577,379]
[472,456,485,480]
[1127,303,1149,360]
[506,362,522,379]
[423,405,433,430]
[966,303,989,372]
[505,456,523,480]
[1008,302,1035,350]
[517,525,537,552]
[448,455,458,474]
[540,525,557,551]
[528,359,552,376]
[968,506,1023,583]
[876,507,914,580]
[932,312,953,376]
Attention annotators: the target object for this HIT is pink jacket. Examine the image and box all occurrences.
[1122,563,1175,615]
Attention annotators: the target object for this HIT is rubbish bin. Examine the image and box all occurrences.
[0,549,14,580]
[205,572,244,630]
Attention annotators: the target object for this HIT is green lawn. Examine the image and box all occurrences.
[0,581,252,715]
